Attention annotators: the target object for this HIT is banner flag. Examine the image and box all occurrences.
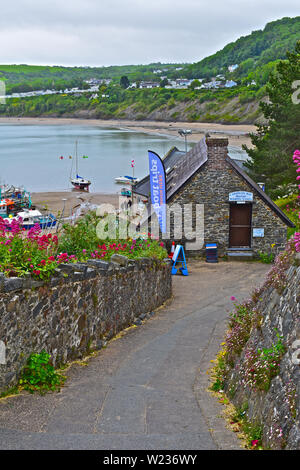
[148,150,167,233]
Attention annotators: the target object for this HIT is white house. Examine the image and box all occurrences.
[225,80,237,88]
[228,64,238,73]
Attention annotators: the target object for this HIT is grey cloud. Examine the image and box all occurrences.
[0,0,299,65]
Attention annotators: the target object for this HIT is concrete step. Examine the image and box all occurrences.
[227,250,254,261]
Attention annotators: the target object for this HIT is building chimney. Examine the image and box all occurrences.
[205,137,229,170]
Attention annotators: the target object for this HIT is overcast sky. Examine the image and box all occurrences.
[1,0,299,66]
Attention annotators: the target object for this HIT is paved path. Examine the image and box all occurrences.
[0,261,269,450]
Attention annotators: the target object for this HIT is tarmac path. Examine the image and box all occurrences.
[0,261,269,450]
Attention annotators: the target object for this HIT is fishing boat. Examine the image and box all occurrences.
[0,186,33,212]
[0,198,15,218]
[11,209,57,230]
[70,141,91,191]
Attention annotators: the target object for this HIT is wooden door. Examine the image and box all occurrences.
[229,204,252,248]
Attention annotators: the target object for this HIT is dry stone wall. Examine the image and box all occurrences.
[224,258,300,449]
[0,255,172,394]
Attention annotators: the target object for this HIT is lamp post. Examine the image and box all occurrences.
[178,129,192,154]
[56,198,67,233]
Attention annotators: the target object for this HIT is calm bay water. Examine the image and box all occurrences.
[0,123,247,193]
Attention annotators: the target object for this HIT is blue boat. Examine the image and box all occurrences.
[11,209,57,230]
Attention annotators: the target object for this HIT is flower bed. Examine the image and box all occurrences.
[0,212,167,280]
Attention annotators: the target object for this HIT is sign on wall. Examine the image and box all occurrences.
[253,228,264,237]
[229,191,253,202]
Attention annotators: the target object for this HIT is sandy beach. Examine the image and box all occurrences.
[0,117,255,148]
[31,191,119,217]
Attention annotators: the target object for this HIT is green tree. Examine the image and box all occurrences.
[120,75,130,89]
[244,41,300,196]
[160,78,169,88]
[189,79,201,90]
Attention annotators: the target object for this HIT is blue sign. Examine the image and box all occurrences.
[229,191,253,202]
[171,245,188,276]
[253,228,264,237]
[148,150,167,233]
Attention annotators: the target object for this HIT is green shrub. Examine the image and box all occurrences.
[258,251,275,264]
[20,350,65,394]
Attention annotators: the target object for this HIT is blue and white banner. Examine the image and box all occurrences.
[148,150,167,233]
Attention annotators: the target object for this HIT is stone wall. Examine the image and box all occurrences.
[0,256,172,394]
[166,138,288,256]
[224,258,300,449]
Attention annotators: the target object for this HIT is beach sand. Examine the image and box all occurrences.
[31,191,120,217]
[0,117,255,148]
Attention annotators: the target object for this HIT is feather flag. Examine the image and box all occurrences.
[148,150,166,234]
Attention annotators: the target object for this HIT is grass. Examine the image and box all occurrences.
[275,193,300,238]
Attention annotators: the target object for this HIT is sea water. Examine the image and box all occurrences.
[0,123,248,193]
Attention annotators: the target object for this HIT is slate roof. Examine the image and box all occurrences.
[166,138,208,200]
[133,138,208,199]
[133,146,186,198]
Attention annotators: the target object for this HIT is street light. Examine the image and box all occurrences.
[56,198,67,233]
[178,129,192,154]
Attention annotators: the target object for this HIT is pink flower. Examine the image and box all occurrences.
[230,296,236,301]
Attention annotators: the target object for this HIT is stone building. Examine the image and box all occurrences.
[133,137,295,258]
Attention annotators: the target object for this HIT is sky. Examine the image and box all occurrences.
[0,0,299,67]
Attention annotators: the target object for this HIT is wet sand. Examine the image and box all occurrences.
[0,117,255,148]
[31,191,119,217]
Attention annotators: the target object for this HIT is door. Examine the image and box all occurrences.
[229,203,252,248]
